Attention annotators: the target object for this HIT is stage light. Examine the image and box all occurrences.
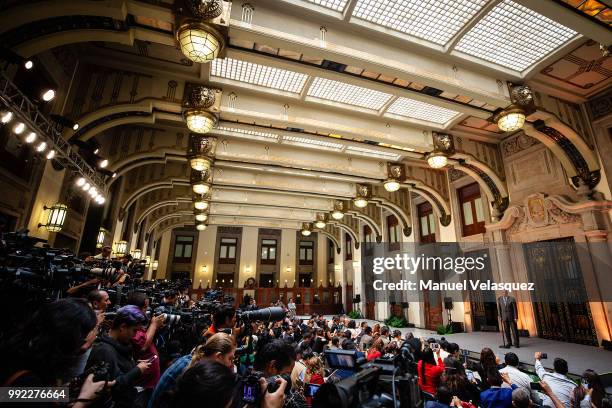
[39,203,68,232]
[99,159,108,168]
[95,196,106,205]
[46,150,56,160]
[1,111,13,123]
[25,132,36,143]
[36,141,47,152]
[76,177,86,187]
[41,89,56,102]
[72,123,79,131]
[12,122,25,134]
[24,60,33,70]
[82,182,91,192]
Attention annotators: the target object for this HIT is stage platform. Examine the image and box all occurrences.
[302,316,612,375]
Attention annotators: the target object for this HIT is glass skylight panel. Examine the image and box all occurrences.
[211,58,309,93]
[307,77,393,110]
[346,146,401,161]
[386,97,460,124]
[454,0,578,71]
[282,135,344,151]
[305,0,349,11]
[352,0,488,45]
[216,126,279,142]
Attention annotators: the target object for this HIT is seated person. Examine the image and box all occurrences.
[480,369,517,408]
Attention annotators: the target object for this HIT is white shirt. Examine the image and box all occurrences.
[500,365,532,393]
[535,360,577,408]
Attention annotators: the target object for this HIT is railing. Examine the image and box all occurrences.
[190,285,345,315]
[0,70,106,192]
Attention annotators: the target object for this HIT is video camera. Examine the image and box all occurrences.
[242,371,292,405]
[313,349,421,408]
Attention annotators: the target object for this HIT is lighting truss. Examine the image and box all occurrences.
[386,97,461,124]
[211,58,309,93]
[282,135,344,151]
[352,0,488,45]
[454,0,578,72]
[346,145,401,161]
[0,71,106,192]
[216,125,279,142]
[307,77,393,110]
[305,0,349,11]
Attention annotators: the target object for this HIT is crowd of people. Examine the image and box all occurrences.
[0,279,609,408]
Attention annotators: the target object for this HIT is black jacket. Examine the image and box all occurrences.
[87,333,142,407]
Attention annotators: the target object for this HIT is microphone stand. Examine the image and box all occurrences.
[499,316,507,349]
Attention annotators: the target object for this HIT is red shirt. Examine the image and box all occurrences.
[417,358,445,395]
[131,327,161,389]
[366,349,382,361]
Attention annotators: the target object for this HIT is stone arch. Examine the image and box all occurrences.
[109,151,187,187]
[136,198,192,227]
[67,100,182,142]
[409,186,452,226]
[318,230,341,254]
[371,196,412,237]
[147,212,193,236]
[120,178,189,215]
[330,221,359,249]
[347,210,383,242]
[524,111,601,189]
[451,153,509,214]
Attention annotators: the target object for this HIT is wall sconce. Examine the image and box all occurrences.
[331,200,344,220]
[384,163,404,192]
[353,184,371,208]
[301,222,313,236]
[426,133,454,169]
[245,266,252,274]
[314,213,327,229]
[114,241,128,257]
[131,248,142,259]
[96,227,108,248]
[285,266,291,273]
[38,203,68,232]
[152,260,159,270]
[201,265,209,274]
[145,255,151,266]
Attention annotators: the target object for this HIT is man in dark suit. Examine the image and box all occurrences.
[498,290,519,348]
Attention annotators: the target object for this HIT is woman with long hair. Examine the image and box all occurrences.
[572,369,605,408]
[0,298,98,385]
[417,346,445,396]
[469,347,500,390]
[442,357,480,405]
[366,338,384,361]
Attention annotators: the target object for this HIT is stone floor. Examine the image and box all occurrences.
[302,316,612,375]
